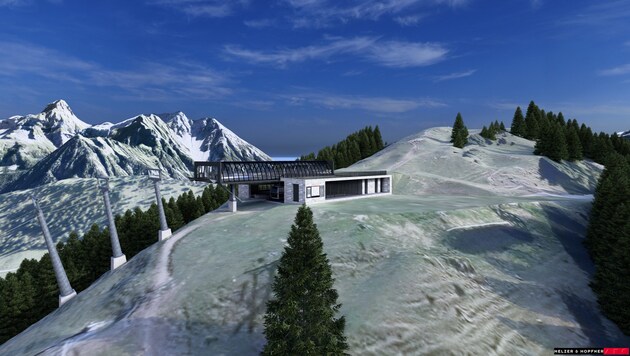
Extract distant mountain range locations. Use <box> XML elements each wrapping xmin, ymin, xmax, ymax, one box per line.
<box><xmin>0</xmin><ymin>100</ymin><xmax>270</xmax><ymax>192</ymax></box>
<box><xmin>618</xmin><ymin>130</ymin><xmax>630</xmax><ymax>140</ymax></box>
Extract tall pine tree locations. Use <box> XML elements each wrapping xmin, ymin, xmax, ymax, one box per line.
<box><xmin>450</xmin><ymin>113</ymin><xmax>469</xmax><ymax>148</ymax></box>
<box><xmin>263</xmin><ymin>205</ymin><xmax>347</xmax><ymax>355</ymax></box>
<box><xmin>510</xmin><ymin>106</ymin><xmax>526</xmax><ymax>137</ymax></box>
<box><xmin>524</xmin><ymin>100</ymin><xmax>540</xmax><ymax>140</ymax></box>
<box><xmin>566</xmin><ymin>127</ymin><xmax>583</xmax><ymax>161</ymax></box>
<box><xmin>547</xmin><ymin>122</ymin><xmax>569</xmax><ymax>162</ymax></box>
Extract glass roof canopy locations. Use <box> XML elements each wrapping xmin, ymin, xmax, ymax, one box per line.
<box><xmin>193</xmin><ymin>161</ymin><xmax>335</xmax><ymax>184</ymax></box>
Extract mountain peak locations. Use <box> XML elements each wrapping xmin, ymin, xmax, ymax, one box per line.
<box><xmin>42</xmin><ymin>99</ymin><xmax>71</xmax><ymax>113</ymax></box>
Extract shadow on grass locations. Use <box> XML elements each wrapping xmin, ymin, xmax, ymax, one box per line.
<box><xmin>538</xmin><ymin>159</ymin><xmax>596</xmax><ymax>195</ymax></box>
<box><xmin>541</xmin><ymin>205</ymin><xmax>594</xmax><ymax>276</ymax></box>
<box><xmin>447</xmin><ymin>225</ymin><xmax>534</xmax><ymax>254</ymax></box>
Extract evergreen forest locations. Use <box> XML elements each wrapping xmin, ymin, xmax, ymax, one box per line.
<box><xmin>299</xmin><ymin>126</ymin><xmax>385</xmax><ymax>169</ymax></box>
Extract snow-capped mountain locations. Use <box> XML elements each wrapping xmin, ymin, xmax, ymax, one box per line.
<box><xmin>618</xmin><ymin>130</ymin><xmax>630</xmax><ymax>140</ymax></box>
<box><xmin>158</xmin><ymin>112</ymin><xmax>272</xmax><ymax>161</ymax></box>
<box><xmin>1</xmin><ymin>135</ymin><xmax>192</xmax><ymax>192</ymax></box>
<box><xmin>0</xmin><ymin>100</ymin><xmax>271</xmax><ymax>192</ymax></box>
<box><xmin>0</xmin><ymin>100</ymin><xmax>89</xmax><ymax>168</ymax></box>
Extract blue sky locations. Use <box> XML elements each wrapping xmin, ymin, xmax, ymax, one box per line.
<box><xmin>1</xmin><ymin>0</ymin><xmax>629</xmax><ymax>156</ymax></box>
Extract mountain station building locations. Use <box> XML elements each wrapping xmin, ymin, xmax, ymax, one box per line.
<box><xmin>192</xmin><ymin>161</ymin><xmax>392</xmax><ymax>212</ymax></box>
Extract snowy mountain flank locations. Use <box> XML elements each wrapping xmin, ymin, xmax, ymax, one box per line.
<box><xmin>0</xmin><ymin>100</ymin><xmax>271</xmax><ymax>192</ymax></box>
<box><xmin>158</xmin><ymin>112</ymin><xmax>271</xmax><ymax>162</ymax></box>
<box><xmin>0</xmin><ymin>177</ymin><xmax>207</xmax><ymax>277</ymax></box>
<box><xmin>3</xmin><ymin>127</ymin><xmax>627</xmax><ymax>355</ymax></box>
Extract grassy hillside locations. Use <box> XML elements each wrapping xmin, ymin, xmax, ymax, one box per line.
<box><xmin>2</xmin><ymin>128</ymin><xmax>626</xmax><ymax>355</ymax></box>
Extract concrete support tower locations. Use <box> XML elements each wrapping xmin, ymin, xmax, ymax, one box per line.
<box><xmin>148</xmin><ymin>169</ymin><xmax>171</xmax><ymax>241</ymax></box>
<box><xmin>32</xmin><ymin>197</ymin><xmax>77</xmax><ymax>307</ymax></box>
<box><xmin>98</xmin><ymin>177</ymin><xmax>127</xmax><ymax>270</ymax></box>
<box><xmin>228</xmin><ymin>184</ymin><xmax>237</xmax><ymax>212</ymax></box>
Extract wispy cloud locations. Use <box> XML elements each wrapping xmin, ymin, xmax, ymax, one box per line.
<box><xmin>394</xmin><ymin>14</ymin><xmax>425</xmax><ymax>26</ymax></box>
<box><xmin>0</xmin><ymin>0</ymin><xmax>61</xmax><ymax>7</ymax></box>
<box><xmin>224</xmin><ymin>37</ymin><xmax>448</xmax><ymax>68</ymax></box>
<box><xmin>368</xmin><ymin>41</ymin><xmax>448</xmax><ymax>68</ymax></box>
<box><xmin>0</xmin><ymin>0</ymin><xmax>25</xmax><ymax>6</ymax></box>
<box><xmin>530</xmin><ymin>0</ymin><xmax>542</xmax><ymax>9</ymax></box>
<box><xmin>243</xmin><ymin>18</ymin><xmax>275</xmax><ymax>28</ymax></box>
<box><xmin>283</xmin><ymin>0</ymin><xmax>468</xmax><ymax>28</ymax></box>
<box><xmin>559</xmin><ymin>0</ymin><xmax>630</xmax><ymax>27</ymax></box>
<box><xmin>0</xmin><ymin>41</ymin><xmax>232</xmax><ymax>100</ymax></box>
<box><xmin>282</xmin><ymin>92</ymin><xmax>446</xmax><ymax>113</ymax></box>
<box><xmin>599</xmin><ymin>63</ymin><xmax>630</xmax><ymax>76</ymax></box>
<box><xmin>487</xmin><ymin>101</ymin><xmax>521</xmax><ymax>111</ymax></box>
<box><xmin>433</xmin><ymin>69</ymin><xmax>476</xmax><ymax>82</ymax></box>
<box><xmin>147</xmin><ymin>0</ymin><xmax>249</xmax><ymax>18</ymax></box>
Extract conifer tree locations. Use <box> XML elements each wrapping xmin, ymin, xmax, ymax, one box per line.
<box><xmin>450</xmin><ymin>113</ymin><xmax>469</xmax><ymax>148</ymax></box>
<box><xmin>566</xmin><ymin>127</ymin><xmax>583</xmax><ymax>161</ymax></box>
<box><xmin>480</xmin><ymin>126</ymin><xmax>488</xmax><ymax>139</ymax></box>
<box><xmin>510</xmin><ymin>106</ymin><xmax>526</xmax><ymax>137</ymax></box>
<box><xmin>374</xmin><ymin>125</ymin><xmax>384</xmax><ymax>150</ymax></box>
<box><xmin>263</xmin><ymin>205</ymin><xmax>347</xmax><ymax>355</ymax></box>
<box><xmin>547</xmin><ymin>122</ymin><xmax>569</xmax><ymax>162</ymax></box>
<box><xmin>499</xmin><ymin>121</ymin><xmax>506</xmax><ymax>131</ymax></box>
<box><xmin>557</xmin><ymin>112</ymin><xmax>566</xmax><ymax>126</ymax></box>
<box><xmin>524</xmin><ymin>100</ymin><xmax>540</xmax><ymax>140</ymax></box>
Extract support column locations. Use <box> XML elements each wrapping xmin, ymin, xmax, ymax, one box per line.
<box><xmin>149</xmin><ymin>170</ymin><xmax>171</xmax><ymax>241</ymax></box>
<box><xmin>154</xmin><ymin>180</ymin><xmax>171</xmax><ymax>241</ymax></box>
<box><xmin>228</xmin><ymin>184</ymin><xmax>237</xmax><ymax>212</ymax></box>
<box><xmin>98</xmin><ymin>178</ymin><xmax>126</xmax><ymax>270</ymax></box>
<box><xmin>32</xmin><ymin>197</ymin><xmax>76</xmax><ymax>307</ymax></box>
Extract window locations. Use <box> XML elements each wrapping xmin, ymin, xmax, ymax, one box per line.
<box><xmin>306</xmin><ymin>185</ymin><xmax>320</xmax><ymax>198</ymax></box>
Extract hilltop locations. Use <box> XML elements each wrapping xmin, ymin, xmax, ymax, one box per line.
<box><xmin>2</xmin><ymin>127</ymin><xmax>627</xmax><ymax>355</ymax></box>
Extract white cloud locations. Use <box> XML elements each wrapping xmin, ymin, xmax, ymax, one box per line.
<box><xmin>368</xmin><ymin>41</ymin><xmax>448</xmax><ymax>67</ymax></box>
<box><xmin>559</xmin><ymin>1</ymin><xmax>630</xmax><ymax>27</ymax></box>
<box><xmin>283</xmin><ymin>0</ymin><xmax>467</xmax><ymax>28</ymax></box>
<box><xmin>0</xmin><ymin>41</ymin><xmax>232</xmax><ymax>100</ymax></box>
<box><xmin>394</xmin><ymin>14</ymin><xmax>425</xmax><ymax>26</ymax></box>
<box><xmin>147</xmin><ymin>0</ymin><xmax>248</xmax><ymax>18</ymax></box>
<box><xmin>433</xmin><ymin>69</ymin><xmax>476</xmax><ymax>82</ymax></box>
<box><xmin>282</xmin><ymin>92</ymin><xmax>446</xmax><ymax>113</ymax></box>
<box><xmin>224</xmin><ymin>37</ymin><xmax>448</xmax><ymax>68</ymax></box>
<box><xmin>0</xmin><ymin>0</ymin><xmax>27</xmax><ymax>6</ymax></box>
<box><xmin>243</xmin><ymin>18</ymin><xmax>275</xmax><ymax>28</ymax></box>
<box><xmin>487</xmin><ymin>101</ymin><xmax>521</xmax><ymax>111</ymax></box>
<box><xmin>599</xmin><ymin>63</ymin><xmax>630</xmax><ymax>76</ymax></box>
<box><xmin>224</xmin><ymin>37</ymin><xmax>378</xmax><ymax>66</ymax></box>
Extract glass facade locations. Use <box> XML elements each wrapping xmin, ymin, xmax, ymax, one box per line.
<box><xmin>193</xmin><ymin>160</ymin><xmax>334</xmax><ymax>184</ymax></box>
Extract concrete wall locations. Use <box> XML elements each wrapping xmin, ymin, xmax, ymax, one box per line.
<box><xmin>282</xmin><ymin>178</ymin><xmax>305</xmax><ymax>204</ymax></box>
<box><xmin>382</xmin><ymin>177</ymin><xmax>391</xmax><ymax>193</ymax></box>
<box><xmin>367</xmin><ymin>179</ymin><xmax>376</xmax><ymax>194</ymax></box>
<box><xmin>282</xmin><ymin>175</ymin><xmax>392</xmax><ymax>205</ymax></box>
<box><xmin>237</xmin><ymin>184</ymin><xmax>250</xmax><ymax>200</ymax></box>
<box><xmin>304</xmin><ymin>179</ymin><xmax>327</xmax><ymax>204</ymax></box>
